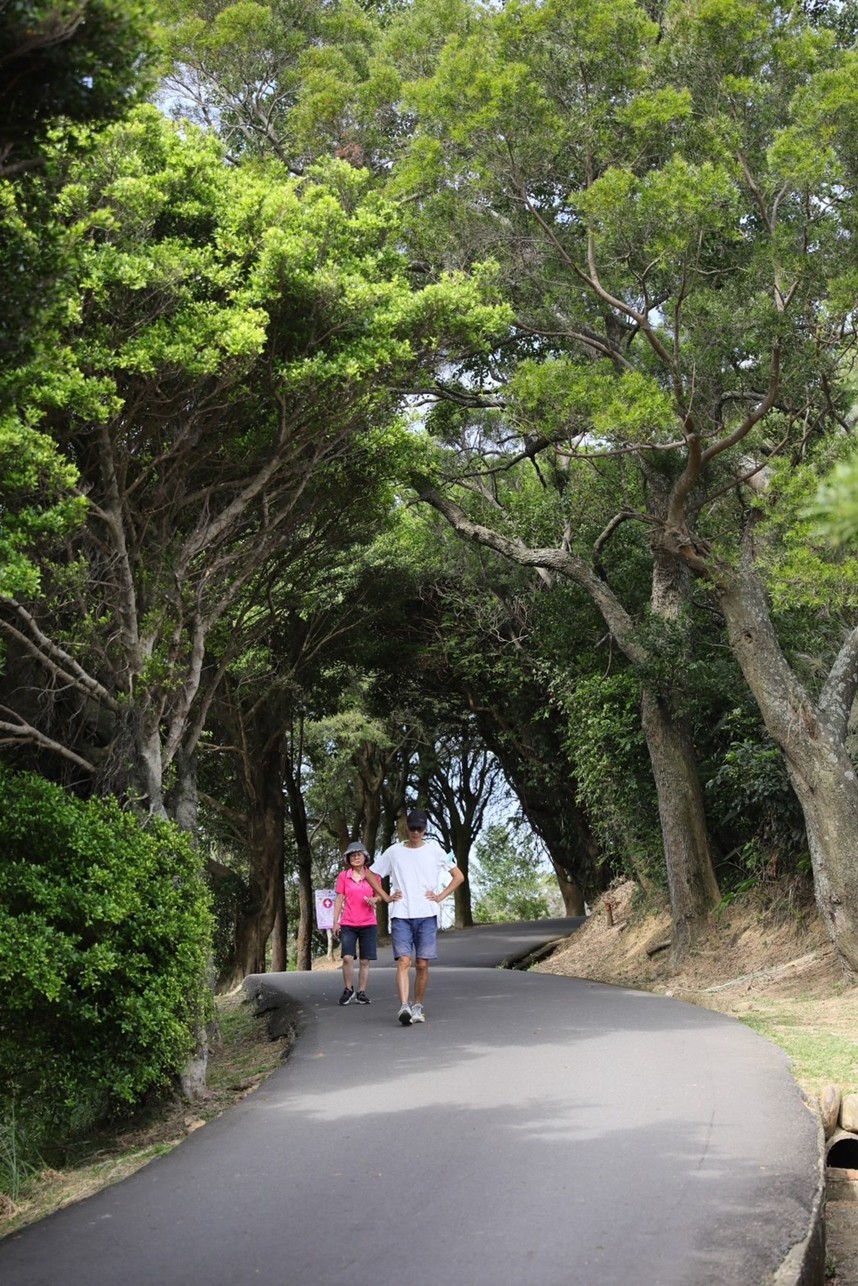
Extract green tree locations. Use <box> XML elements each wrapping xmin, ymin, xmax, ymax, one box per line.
<box><xmin>382</xmin><ymin>0</ymin><xmax>858</xmax><ymax>971</ymax></box>
<box><xmin>0</xmin><ymin>415</ymin><xmax>85</xmax><ymax>599</ymax></box>
<box><xmin>160</xmin><ymin>0</ymin><xmax>388</xmax><ymax>171</ymax></box>
<box><xmin>0</xmin><ymin>0</ymin><xmax>160</xmax><ymax>179</ymax></box>
<box><xmin>471</xmin><ymin>822</ymin><xmax>551</xmax><ymax>924</ymax></box>
<box><xmin>0</xmin><ymin>107</ymin><xmax>507</xmax><ymax>828</ymax></box>
<box><xmin>1</xmin><ymin>2</ymin><xmax>162</xmax><ymax>602</ymax></box>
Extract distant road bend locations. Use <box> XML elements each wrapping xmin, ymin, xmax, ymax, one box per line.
<box><xmin>0</xmin><ymin>918</ymin><xmax>823</xmax><ymax>1286</ymax></box>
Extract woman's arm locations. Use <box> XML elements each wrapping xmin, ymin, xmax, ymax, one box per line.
<box><xmin>364</xmin><ymin>870</ymin><xmax>400</xmax><ymax>903</ymax></box>
<box><xmin>332</xmin><ymin>891</ymin><xmax>345</xmax><ymax>936</ymax></box>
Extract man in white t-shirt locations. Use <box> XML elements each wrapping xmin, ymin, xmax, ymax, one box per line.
<box><xmin>366</xmin><ymin>808</ymin><xmax>464</xmax><ymax>1026</ymax></box>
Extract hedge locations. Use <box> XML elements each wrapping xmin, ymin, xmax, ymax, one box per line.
<box><xmin>0</xmin><ymin>766</ymin><xmax>213</xmax><ymax>1149</ymax></box>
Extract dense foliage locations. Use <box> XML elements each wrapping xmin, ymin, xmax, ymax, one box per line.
<box><xmin>0</xmin><ymin>767</ymin><xmax>212</xmax><ymax>1150</ymax></box>
<box><xmin>2</xmin><ymin>7</ymin><xmax>858</xmax><ymax>1190</ymax></box>
<box><xmin>0</xmin><ymin>0</ymin><xmax>160</xmax><ymax>177</ymax></box>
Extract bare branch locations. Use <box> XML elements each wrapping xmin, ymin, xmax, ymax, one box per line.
<box><xmin>0</xmin><ymin>709</ymin><xmax>96</xmax><ymax>773</ymax></box>
<box><xmin>0</xmin><ymin>604</ymin><xmax>120</xmax><ymax>711</ymax></box>
<box><xmin>416</xmin><ymin>481</ymin><xmax>648</xmax><ymax>664</ymax></box>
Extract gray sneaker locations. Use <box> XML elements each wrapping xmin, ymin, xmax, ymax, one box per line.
<box><xmin>397</xmin><ymin>1002</ymin><xmax>412</xmax><ymax>1026</ymax></box>
<box><xmin>410</xmin><ymin>1004</ymin><xmax>425</xmax><ymax>1023</ymax></box>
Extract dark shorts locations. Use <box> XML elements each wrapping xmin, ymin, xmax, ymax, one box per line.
<box><xmin>391</xmin><ymin>916</ymin><xmax>438</xmax><ymax>961</ymax></box>
<box><xmin>340</xmin><ymin>924</ymin><xmax>378</xmax><ymax>961</ymax></box>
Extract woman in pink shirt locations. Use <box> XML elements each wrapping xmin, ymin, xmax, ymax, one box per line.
<box><xmin>332</xmin><ymin>840</ymin><xmax>379</xmax><ymax>1006</ymax></box>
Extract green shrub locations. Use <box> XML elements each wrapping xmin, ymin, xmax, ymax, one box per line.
<box><xmin>704</xmin><ymin>707</ymin><xmax>810</xmax><ymax>889</ymax></box>
<box><xmin>0</xmin><ymin>766</ymin><xmax>213</xmax><ymax>1157</ymax></box>
<box><xmin>561</xmin><ymin>672</ymin><xmax>665</xmax><ymax>891</ymax></box>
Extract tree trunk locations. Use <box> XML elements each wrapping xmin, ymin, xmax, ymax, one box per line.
<box><xmin>283</xmin><ymin>748</ymin><xmax>314</xmax><ymax>971</ymax></box>
<box><xmin>233</xmin><ymin>811</ymin><xmax>284</xmax><ymax>978</ymax></box>
<box><xmin>376</xmin><ymin>884</ymin><xmax>390</xmax><ymax>940</ymax></box>
<box><xmin>642</xmin><ymin>547</ymin><xmax>721</xmax><ymax>961</ymax></box>
<box><xmin>718</xmin><ymin>559</ymin><xmax>858</xmax><ymax>975</ymax></box>
<box><xmin>640</xmin><ymin>687</ymin><xmax>720</xmax><ymax>963</ymax></box>
<box><xmin>133</xmin><ymin>722</ymin><xmax>167</xmax><ymax>818</ymax></box>
<box><xmin>295</xmin><ymin>847</ymin><xmax>313</xmax><ymax>971</ymax></box>
<box><xmin>452</xmin><ymin>883</ymin><xmax>471</xmax><ymax>927</ymax></box>
<box><xmin>167</xmin><ymin>746</ymin><xmax>198</xmax><ymax>833</ymax></box>
<box><xmin>550</xmin><ymin>858</ymin><xmax>585</xmax><ymax>916</ymax></box>
<box><xmin>786</xmin><ymin>758</ymin><xmax>858</xmax><ymax>975</ymax></box>
<box><xmin>270</xmin><ymin>865</ymin><xmax>288</xmax><ymax>972</ymax></box>
<box><xmin>451</xmin><ymin>831</ymin><xmax>473</xmax><ymax>928</ymax></box>
<box><xmin>163</xmin><ymin>745</ymin><xmax>211</xmax><ymax>1098</ymax></box>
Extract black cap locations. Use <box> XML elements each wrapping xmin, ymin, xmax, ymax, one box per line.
<box><xmin>406</xmin><ymin>809</ymin><xmax>428</xmax><ymax>830</ymax></box>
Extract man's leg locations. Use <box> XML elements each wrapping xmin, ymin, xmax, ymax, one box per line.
<box><xmin>396</xmin><ymin>954</ymin><xmax>412</xmax><ymax>1004</ymax></box>
<box><xmin>414</xmin><ymin>958</ymin><xmax>429</xmax><ymax>1004</ymax></box>
<box><xmin>391</xmin><ymin>920</ymin><xmax>416</xmax><ymax>1024</ymax></box>
<box><xmin>409</xmin><ymin>920</ymin><xmax>437</xmax><ymax>1022</ymax></box>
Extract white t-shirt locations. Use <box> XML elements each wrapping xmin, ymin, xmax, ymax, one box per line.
<box><xmin>371</xmin><ymin>838</ymin><xmax>453</xmax><ymax>920</ymax></box>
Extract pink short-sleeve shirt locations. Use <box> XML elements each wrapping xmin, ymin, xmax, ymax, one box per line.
<box><xmin>335</xmin><ymin>869</ymin><xmax>377</xmax><ymax>927</ymax></box>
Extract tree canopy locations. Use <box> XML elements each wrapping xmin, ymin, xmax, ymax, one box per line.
<box><xmin>3</xmin><ymin>0</ymin><xmax>858</xmax><ymax>1113</ymax></box>
<box><xmin>374</xmin><ymin>0</ymin><xmax>858</xmax><ymax>968</ymax></box>
<box><xmin>0</xmin><ymin>105</ymin><xmax>508</xmax><ymax>821</ymax></box>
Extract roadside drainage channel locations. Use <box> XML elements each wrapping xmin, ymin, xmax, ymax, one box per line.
<box><xmin>828</xmin><ymin>1131</ymin><xmax>858</xmax><ymax>1172</ymax></box>
<box><xmin>825</xmin><ymin>1129</ymin><xmax>858</xmax><ymax>1218</ymax></box>
<box><xmin>500</xmin><ymin>939</ymin><xmax>567</xmax><ymax>970</ymax></box>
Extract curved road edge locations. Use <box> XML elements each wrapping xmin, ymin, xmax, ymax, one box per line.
<box><xmin>246</xmin><ymin>913</ymin><xmax>828</xmax><ymax>1286</ymax></box>
<box><xmin>773</xmin><ymin>1107</ymin><xmax>825</xmax><ymax>1286</ymax></box>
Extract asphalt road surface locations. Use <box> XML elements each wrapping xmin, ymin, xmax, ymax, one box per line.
<box><xmin>0</xmin><ymin>918</ymin><xmax>822</xmax><ymax>1286</ymax></box>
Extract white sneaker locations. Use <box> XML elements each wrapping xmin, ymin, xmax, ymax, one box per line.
<box><xmin>410</xmin><ymin>1004</ymin><xmax>425</xmax><ymax>1023</ymax></box>
<box><xmin>398</xmin><ymin>1002</ymin><xmax>412</xmax><ymax>1026</ymax></box>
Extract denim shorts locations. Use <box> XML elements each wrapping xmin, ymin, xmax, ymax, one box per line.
<box><xmin>391</xmin><ymin>916</ymin><xmax>438</xmax><ymax>961</ymax></box>
<box><xmin>339</xmin><ymin>924</ymin><xmax>378</xmax><ymax>961</ymax></box>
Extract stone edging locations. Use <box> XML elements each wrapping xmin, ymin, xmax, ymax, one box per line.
<box><xmin>773</xmin><ymin>1106</ymin><xmax>827</xmax><ymax>1286</ymax></box>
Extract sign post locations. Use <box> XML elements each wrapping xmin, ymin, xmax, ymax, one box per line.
<box><xmin>314</xmin><ymin>889</ymin><xmax>337</xmax><ymax>959</ymax></box>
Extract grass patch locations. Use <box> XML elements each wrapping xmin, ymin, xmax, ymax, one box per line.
<box><xmin>740</xmin><ymin>1012</ymin><xmax>858</xmax><ymax>1099</ymax></box>
<box><xmin>206</xmin><ymin>996</ymin><xmax>286</xmax><ymax>1092</ymax></box>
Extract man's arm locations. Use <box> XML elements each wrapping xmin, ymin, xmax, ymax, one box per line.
<box><xmin>426</xmin><ymin>864</ymin><xmax>465</xmax><ymax>904</ymax></box>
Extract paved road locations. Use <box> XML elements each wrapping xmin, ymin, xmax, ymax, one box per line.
<box><xmin>0</xmin><ymin>918</ymin><xmax>823</xmax><ymax>1285</ymax></box>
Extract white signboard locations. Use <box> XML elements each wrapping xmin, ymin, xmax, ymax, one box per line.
<box><xmin>314</xmin><ymin>889</ymin><xmax>336</xmax><ymax>931</ymax></box>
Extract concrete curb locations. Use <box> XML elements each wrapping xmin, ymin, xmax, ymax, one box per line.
<box><xmin>773</xmin><ymin>1106</ymin><xmax>827</xmax><ymax>1286</ymax></box>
